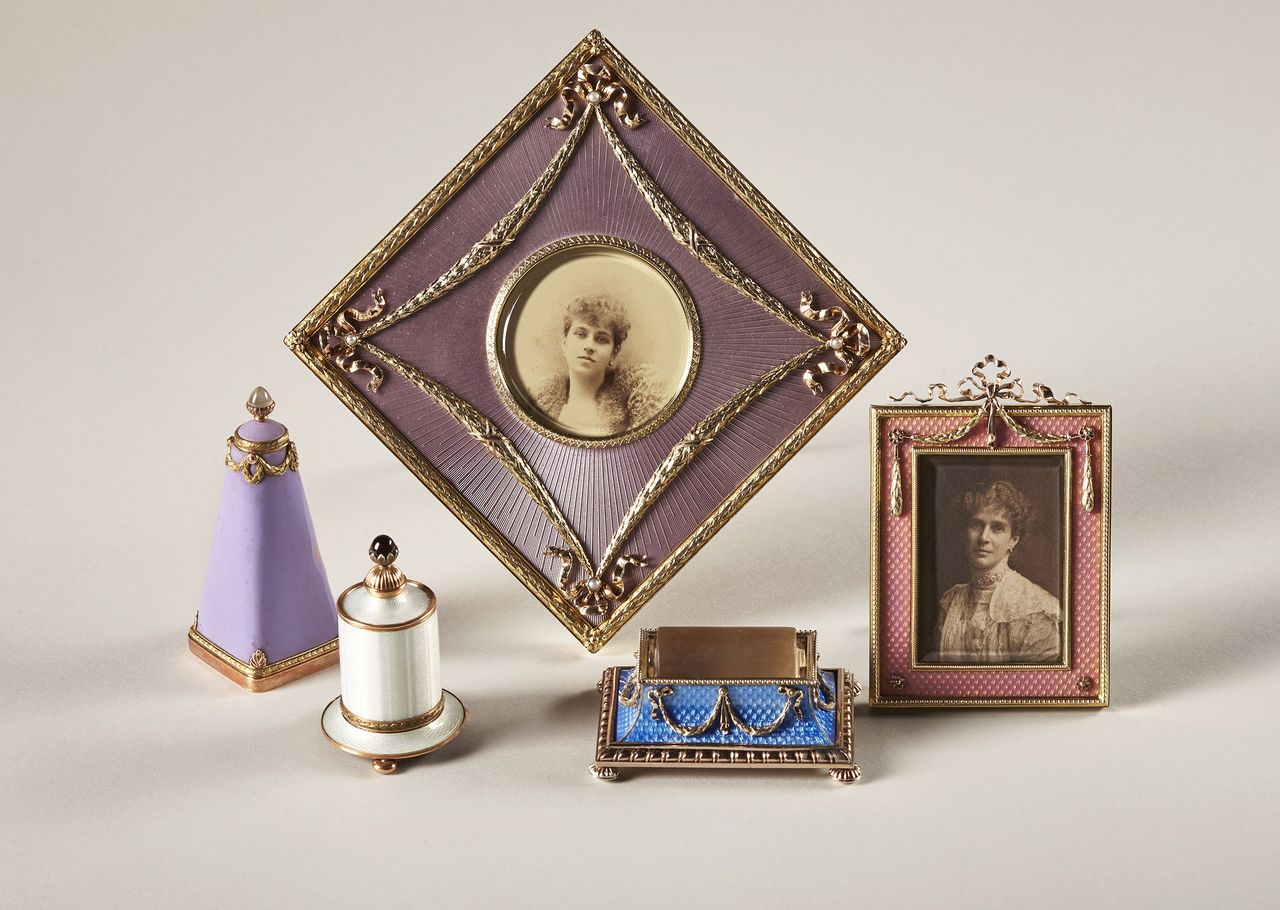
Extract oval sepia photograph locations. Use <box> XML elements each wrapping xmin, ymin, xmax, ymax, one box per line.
<box><xmin>488</xmin><ymin>235</ymin><xmax>700</xmax><ymax>445</ymax></box>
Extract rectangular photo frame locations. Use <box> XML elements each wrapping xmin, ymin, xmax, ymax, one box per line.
<box><xmin>869</xmin><ymin>357</ymin><xmax>1111</xmax><ymax>707</ymax></box>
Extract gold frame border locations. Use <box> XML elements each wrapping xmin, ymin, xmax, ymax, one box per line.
<box><xmin>868</xmin><ymin>405</ymin><xmax>1112</xmax><ymax>708</ymax></box>
<box><xmin>285</xmin><ymin>30</ymin><xmax>906</xmax><ymax>652</ymax></box>
<box><xmin>486</xmin><ymin>234</ymin><xmax>702</xmax><ymax>448</ymax></box>
<box><xmin>187</xmin><ymin>624</ymin><xmax>338</xmax><ymax>693</ymax></box>
<box><xmin>593</xmin><ymin>665</ymin><xmax>857</xmax><ymax>772</ymax></box>
<box><xmin>908</xmin><ymin>446</ymin><xmax>1073</xmax><ymax>672</ymax></box>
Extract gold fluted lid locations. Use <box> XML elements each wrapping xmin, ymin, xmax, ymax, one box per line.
<box><xmin>337</xmin><ymin>535</ymin><xmax>437</xmax><ymax>629</ymax></box>
<box><xmin>364</xmin><ymin>535</ymin><xmax>407</xmax><ymax>597</ymax></box>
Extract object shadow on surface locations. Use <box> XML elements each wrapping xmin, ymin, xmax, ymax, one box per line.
<box><xmin>545</xmin><ymin>686</ymin><xmax>600</xmax><ymax>727</ymax></box>
<box><xmin>856</xmin><ymin>704</ymin><xmax>1106</xmax><ymax>784</ymax></box>
<box><xmin>391</xmin><ymin>684</ymin><xmax>602</xmax><ymax>769</ymax></box>
<box><xmin>1111</xmin><ymin>423</ymin><xmax>1280</xmax><ymax>706</ymax></box>
<box><xmin>1113</xmin><ymin>585</ymin><xmax>1278</xmax><ymax>706</ymax></box>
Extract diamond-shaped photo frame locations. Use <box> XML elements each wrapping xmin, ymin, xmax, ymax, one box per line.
<box><xmin>286</xmin><ymin>30</ymin><xmax>905</xmax><ymax>651</ymax></box>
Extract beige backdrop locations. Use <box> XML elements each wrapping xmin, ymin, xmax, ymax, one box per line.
<box><xmin>2</xmin><ymin>1</ymin><xmax>1277</xmax><ymax>907</ymax></box>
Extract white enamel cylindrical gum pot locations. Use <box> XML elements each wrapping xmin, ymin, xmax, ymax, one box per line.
<box><xmin>338</xmin><ymin>580</ymin><xmax>441</xmax><ymax>729</ymax></box>
<box><xmin>321</xmin><ymin>535</ymin><xmax>466</xmax><ymax>773</ymax></box>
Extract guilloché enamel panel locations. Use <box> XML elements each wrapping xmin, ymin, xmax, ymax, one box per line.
<box><xmin>286</xmin><ymin>30</ymin><xmax>905</xmax><ymax>651</ymax></box>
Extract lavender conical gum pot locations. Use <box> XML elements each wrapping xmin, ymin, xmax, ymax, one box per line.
<box><xmin>188</xmin><ymin>387</ymin><xmax>339</xmax><ymax>691</ymax></box>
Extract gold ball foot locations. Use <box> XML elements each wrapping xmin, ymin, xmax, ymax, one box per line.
<box><xmin>372</xmin><ymin>759</ymin><xmax>398</xmax><ymax>774</ymax></box>
<box><xmin>589</xmin><ymin>763</ymin><xmax>619</xmax><ymax>782</ymax></box>
<box><xmin>829</xmin><ymin>765</ymin><xmax>861</xmax><ymax>784</ymax></box>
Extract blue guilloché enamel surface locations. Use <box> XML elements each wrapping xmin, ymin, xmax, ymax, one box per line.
<box><xmin>613</xmin><ymin>669</ymin><xmax>839</xmax><ymax>746</ymax></box>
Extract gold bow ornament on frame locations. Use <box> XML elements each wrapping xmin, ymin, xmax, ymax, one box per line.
<box><xmin>886</xmin><ymin>355</ymin><xmax>1097</xmax><ymax>515</ymax></box>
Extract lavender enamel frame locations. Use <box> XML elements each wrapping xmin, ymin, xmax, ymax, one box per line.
<box><xmin>286</xmin><ymin>30</ymin><xmax>905</xmax><ymax>651</ymax></box>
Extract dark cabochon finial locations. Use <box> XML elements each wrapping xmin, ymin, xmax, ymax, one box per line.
<box><xmin>369</xmin><ymin>534</ymin><xmax>399</xmax><ymax>567</ymax></box>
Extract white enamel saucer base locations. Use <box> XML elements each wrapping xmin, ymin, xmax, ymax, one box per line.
<box><xmin>322</xmin><ymin>690</ymin><xmax>467</xmax><ymax>773</ymax></box>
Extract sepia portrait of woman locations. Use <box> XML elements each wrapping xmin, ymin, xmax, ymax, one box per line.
<box><xmin>529</xmin><ymin>294</ymin><xmax>663</xmax><ymax>437</ymax></box>
<box><xmin>934</xmin><ymin>478</ymin><xmax>1062</xmax><ymax>664</ymax></box>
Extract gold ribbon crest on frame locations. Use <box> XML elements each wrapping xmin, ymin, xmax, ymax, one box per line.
<box><xmin>887</xmin><ymin>355</ymin><xmax>1097</xmax><ymax>514</ymax></box>
<box><xmin>800</xmin><ymin>292</ymin><xmax>872</xmax><ymax>396</ymax></box>
<box><xmin>546</xmin><ymin>61</ymin><xmax>643</xmax><ymax>131</ymax></box>
<box><xmin>318</xmin><ymin>289</ymin><xmax>386</xmax><ymax>392</ymax></box>
<box><xmin>545</xmin><ymin>547</ymin><xmax>648</xmax><ymax>620</ymax></box>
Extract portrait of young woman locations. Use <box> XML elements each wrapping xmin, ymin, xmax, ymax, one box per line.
<box><xmin>489</xmin><ymin>236</ymin><xmax>699</xmax><ymax>444</ymax></box>
<box><xmin>529</xmin><ymin>293</ymin><xmax>662</xmax><ymax>437</ymax></box>
<box><xmin>912</xmin><ymin>452</ymin><xmax>1069</xmax><ymax>667</ymax></box>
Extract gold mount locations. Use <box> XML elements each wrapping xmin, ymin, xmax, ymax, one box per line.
<box><xmin>188</xmin><ymin>622</ymin><xmax>338</xmax><ymax>693</ymax></box>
